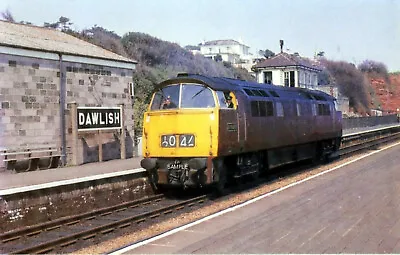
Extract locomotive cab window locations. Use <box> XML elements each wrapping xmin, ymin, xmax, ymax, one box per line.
<box><xmin>150</xmin><ymin>83</ymin><xmax>216</xmax><ymax>110</ymax></box>
<box><xmin>217</xmin><ymin>91</ymin><xmax>236</xmax><ymax>109</ymax></box>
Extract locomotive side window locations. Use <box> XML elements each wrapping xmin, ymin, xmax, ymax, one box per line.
<box><xmin>269</xmin><ymin>90</ymin><xmax>280</xmax><ymax>97</ymax></box>
<box><xmin>276</xmin><ymin>102</ymin><xmax>284</xmax><ymax>117</ymax></box>
<box><xmin>259</xmin><ymin>101</ymin><xmax>267</xmax><ymax>117</ymax></box>
<box><xmin>258</xmin><ymin>90</ymin><xmax>270</xmax><ymax>97</ymax></box>
<box><xmin>251</xmin><ymin>101</ymin><xmax>259</xmax><ymax>116</ymax></box>
<box><xmin>181</xmin><ymin>84</ymin><xmax>215</xmax><ymax>108</ymax></box>
<box><xmin>296</xmin><ymin>103</ymin><xmax>302</xmax><ymax>116</ymax></box>
<box><xmin>312</xmin><ymin>103</ymin><xmax>317</xmax><ymax>116</ymax></box>
<box><xmin>266</xmin><ymin>101</ymin><xmax>274</xmax><ymax>116</ymax></box>
<box><xmin>216</xmin><ymin>91</ymin><xmax>229</xmax><ymax>109</ymax></box>
<box><xmin>317</xmin><ymin>103</ymin><xmax>331</xmax><ymax>115</ymax></box>
<box><xmin>243</xmin><ymin>89</ymin><xmax>255</xmax><ymax>96</ymax></box>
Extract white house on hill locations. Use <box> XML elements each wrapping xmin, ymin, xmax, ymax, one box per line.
<box><xmin>199</xmin><ymin>39</ymin><xmax>250</xmax><ymax>64</ymax></box>
<box><xmin>252</xmin><ymin>52</ymin><xmax>322</xmax><ymax>89</ymax></box>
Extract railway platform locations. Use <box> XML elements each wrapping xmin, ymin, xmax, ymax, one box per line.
<box><xmin>0</xmin><ymin>123</ymin><xmax>399</xmax><ymax>234</ymax></box>
<box><xmin>0</xmin><ymin>123</ymin><xmax>399</xmax><ymax>195</ymax></box>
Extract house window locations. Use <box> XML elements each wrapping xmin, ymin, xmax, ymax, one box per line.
<box><xmin>264</xmin><ymin>71</ymin><xmax>272</xmax><ymax>84</ymax></box>
<box><xmin>284</xmin><ymin>71</ymin><xmax>295</xmax><ymax>87</ymax></box>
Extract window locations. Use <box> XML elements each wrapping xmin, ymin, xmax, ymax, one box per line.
<box><xmin>312</xmin><ymin>103</ymin><xmax>317</xmax><ymax>116</ymax></box>
<box><xmin>259</xmin><ymin>101</ymin><xmax>266</xmax><ymax>117</ymax></box>
<box><xmin>266</xmin><ymin>101</ymin><xmax>274</xmax><ymax>116</ymax></box>
<box><xmin>317</xmin><ymin>103</ymin><xmax>331</xmax><ymax>116</ymax></box>
<box><xmin>251</xmin><ymin>101</ymin><xmax>259</xmax><ymax>117</ymax></box>
<box><xmin>150</xmin><ymin>84</ymin><xmax>216</xmax><ymax>110</ymax></box>
<box><xmin>269</xmin><ymin>90</ymin><xmax>280</xmax><ymax>97</ymax></box>
<box><xmin>264</xmin><ymin>71</ymin><xmax>273</xmax><ymax>84</ymax></box>
<box><xmin>216</xmin><ymin>91</ymin><xmax>235</xmax><ymax>109</ymax></box>
<box><xmin>258</xmin><ymin>90</ymin><xmax>269</xmax><ymax>97</ymax></box>
<box><xmin>150</xmin><ymin>85</ymin><xmax>180</xmax><ymax>110</ymax></box>
<box><xmin>253</xmin><ymin>90</ymin><xmax>264</xmax><ymax>97</ymax></box>
<box><xmin>284</xmin><ymin>71</ymin><xmax>295</xmax><ymax>87</ymax></box>
<box><xmin>181</xmin><ymin>84</ymin><xmax>215</xmax><ymax>108</ymax></box>
<box><xmin>244</xmin><ymin>89</ymin><xmax>256</xmax><ymax>96</ymax></box>
<box><xmin>296</xmin><ymin>103</ymin><xmax>302</xmax><ymax>116</ymax></box>
<box><xmin>276</xmin><ymin>102</ymin><xmax>284</xmax><ymax>117</ymax></box>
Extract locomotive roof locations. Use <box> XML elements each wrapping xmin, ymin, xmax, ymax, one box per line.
<box><xmin>157</xmin><ymin>73</ymin><xmax>336</xmax><ymax>101</ymax></box>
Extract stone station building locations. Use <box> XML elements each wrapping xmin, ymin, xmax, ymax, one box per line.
<box><xmin>0</xmin><ymin>20</ymin><xmax>137</xmax><ymax>171</ymax></box>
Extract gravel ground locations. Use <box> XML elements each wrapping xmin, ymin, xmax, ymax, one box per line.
<box><xmin>75</xmin><ymin>145</ymin><xmax>391</xmax><ymax>254</ymax></box>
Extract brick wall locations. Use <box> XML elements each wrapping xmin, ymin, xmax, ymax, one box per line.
<box><xmin>0</xmin><ymin>53</ymin><xmax>136</xmax><ymax>170</ymax></box>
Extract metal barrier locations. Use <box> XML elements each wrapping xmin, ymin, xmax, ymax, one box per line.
<box><xmin>343</xmin><ymin>114</ymin><xmax>399</xmax><ymax>129</ymax></box>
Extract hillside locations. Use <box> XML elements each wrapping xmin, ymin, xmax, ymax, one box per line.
<box><xmin>369</xmin><ymin>74</ymin><xmax>400</xmax><ymax>113</ymax></box>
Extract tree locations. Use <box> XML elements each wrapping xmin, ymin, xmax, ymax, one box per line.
<box><xmin>1</xmin><ymin>9</ymin><xmax>15</xmax><ymax>22</ymax></box>
<box><xmin>259</xmin><ymin>49</ymin><xmax>275</xmax><ymax>58</ymax></box>
<box><xmin>316</xmin><ymin>51</ymin><xmax>325</xmax><ymax>57</ymax></box>
<box><xmin>214</xmin><ymin>54</ymin><xmax>223</xmax><ymax>62</ymax></box>
<box><xmin>44</xmin><ymin>16</ymin><xmax>73</xmax><ymax>31</ymax></box>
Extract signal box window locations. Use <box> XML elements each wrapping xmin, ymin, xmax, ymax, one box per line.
<box><xmin>264</xmin><ymin>71</ymin><xmax>272</xmax><ymax>84</ymax></box>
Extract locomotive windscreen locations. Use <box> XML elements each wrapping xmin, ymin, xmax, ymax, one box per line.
<box><xmin>150</xmin><ymin>83</ymin><xmax>216</xmax><ymax>110</ymax></box>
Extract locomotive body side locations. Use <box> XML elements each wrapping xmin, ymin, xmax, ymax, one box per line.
<box><xmin>141</xmin><ymin>74</ymin><xmax>342</xmax><ymax>191</ymax></box>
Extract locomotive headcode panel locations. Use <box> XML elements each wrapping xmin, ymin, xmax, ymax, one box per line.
<box><xmin>140</xmin><ymin>74</ymin><xmax>342</xmax><ymax>190</ymax></box>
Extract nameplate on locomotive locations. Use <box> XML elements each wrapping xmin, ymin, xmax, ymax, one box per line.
<box><xmin>77</xmin><ymin>107</ymin><xmax>122</xmax><ymax>131</ymax></box>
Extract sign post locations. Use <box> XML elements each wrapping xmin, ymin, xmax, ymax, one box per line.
<box><xmin>69</xmin><ymin>105</ymin><xmax>124</xmax><ymax>165</ymax></box>
<box><xmin>119</xmin><ymin>104</ymin><xmax>126</xmax><ymax>160</ymax></box>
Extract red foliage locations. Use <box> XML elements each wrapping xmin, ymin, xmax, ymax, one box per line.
<box><xmin>369</xmin><ymin>74</ymin><xmax>400</xmax><ymax>113</ymax></box>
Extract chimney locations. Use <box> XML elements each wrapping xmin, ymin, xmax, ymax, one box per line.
<box><xmin>280</xmin><ymin>40</ymin><xmax>284</xmax><ymax>53</ymax></box>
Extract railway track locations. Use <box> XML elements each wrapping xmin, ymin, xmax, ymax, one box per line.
<box><xmin>2</xmin><ymin>125</ymin><xmax>400</xmax><ymax>254</ymax></box>
<box><xmin>0</xmin><ymin>194</ymin><xmax>207</xmax><ymax>254</ymax></box>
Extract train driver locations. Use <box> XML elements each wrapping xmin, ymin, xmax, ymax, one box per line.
<box><xmin>161</xmin><ymin>95</ymin><xmax>177</xmax><ymax>109</ymax></box>
<box><xmin>226</xmin><ymin>95</ymin><xmax>234</xmax><ymax>108</ymax></box>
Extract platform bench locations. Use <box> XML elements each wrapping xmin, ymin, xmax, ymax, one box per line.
<box><xmin>1</xmin><ymin>147</ymin><xmax>61</xmax><ymax>172</ymax></box>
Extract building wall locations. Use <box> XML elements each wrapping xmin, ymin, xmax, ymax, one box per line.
<box><xmin>63</xmin><ymin>61</ymin><xmax>135</xmax><ymax>165</ymax></box>
<box><xmin>0</xmin><ymin>53</ymin><xmax>135</xmax><ymax>169</ymax></box>
<box><xmin>0</xmin><ymin>54</ymin><xmax>61</xmax><ymax>150</ymax></box>
<box><xmin>256</xmin><ymin>67</ymin><xmax>319</xmax><ymax>88</ymax></box>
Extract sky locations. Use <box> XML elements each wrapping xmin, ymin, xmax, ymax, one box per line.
<box><xmin>1</xmin><ymin>0</ymin><xmax>400</xmax><ymax>71</ymax></box>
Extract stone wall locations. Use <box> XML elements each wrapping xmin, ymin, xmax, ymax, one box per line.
<box><xmin>0</xmin><ymin>54</ymin><xmax>61</xmax><ymax>171</ymax></box>
<box><xmin>0</xmin><ymin>53</ymin><xmax>136</xmax><ymax>170</ymax></box>
<box><xmin>63</xmin><ymin>61</ymin><xmax>135</xmax><ymax>165</ymax></box>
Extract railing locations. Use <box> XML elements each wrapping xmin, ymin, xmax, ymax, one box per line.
<box><xmin>343</xmin><ymin>114</ymin><xmax>399</xmax><ymax>129</ymax></box>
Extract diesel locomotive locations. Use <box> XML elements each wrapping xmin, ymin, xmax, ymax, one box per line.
<box><xmin>140</xmin><ymin>74</ymin><xmax>342</xmax><ymax>191</ymax></box>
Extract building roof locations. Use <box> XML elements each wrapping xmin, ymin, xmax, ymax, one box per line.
<box><xmin>201</xmin><ymin>39</ymin><xmax>249</xmax><ymax>47</ymax></box>
<box><xmin>254</xmin><ymin>52</ymin><xmax>321</xmax><ymax>71</ymax></box>
<box><xmin>0</xmin><ymin>20</ymin><xmax>137</xmax><ymax>64</ymax></box>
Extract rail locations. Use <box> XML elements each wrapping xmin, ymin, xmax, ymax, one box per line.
<box><xmin>1</xmin><ymin>194</ymin><xmax>207</xmax><ymax>254</ymax></box>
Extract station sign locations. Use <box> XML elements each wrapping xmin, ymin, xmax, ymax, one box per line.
<box><xmin>77</xmin><ymin>107</ymin><xmax>122</xmax><ymax>131</ymax></box>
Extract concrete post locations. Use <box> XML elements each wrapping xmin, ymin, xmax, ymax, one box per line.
<box><xmin>119</xmin><ymin>104</ymin><xmax>126</xmax><ymax>159</ymax></box>
<box><xmin>70</xmin><ymin>102</ymin><xmax>78</xmax><ymax>166</ymax></box>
